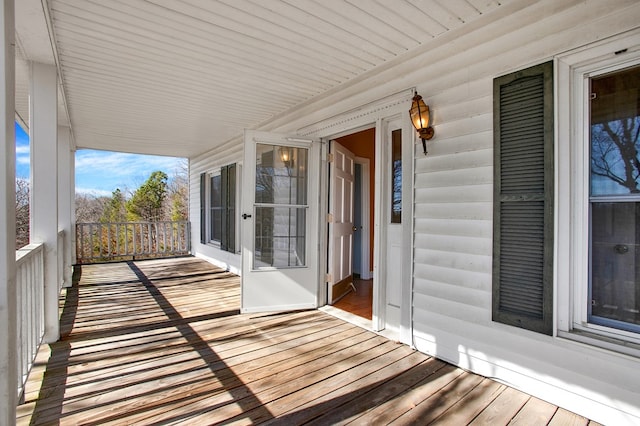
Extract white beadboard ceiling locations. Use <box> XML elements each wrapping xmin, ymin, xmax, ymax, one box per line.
<box><xmin>15</xmin><ymin>0</ymin><xmax>508</xmax><ymax>158</ymax></box>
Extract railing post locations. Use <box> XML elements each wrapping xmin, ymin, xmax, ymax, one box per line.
<box><xmin>0</xmin><ymin>1</ymin><xmax>18</xmax><ymax>421</ymax></box>
<box><xmin>30</xmin><ymin>61</ymin><xmax>60</xmax><ymax>344</ymax></box>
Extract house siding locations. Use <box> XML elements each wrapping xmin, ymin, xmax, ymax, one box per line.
<box><xmin>188</xmin><ymin>1</ymin><xmax>640</xmax><ymax>423</ymax></box>
<box><xmin>189</xmin><ymin>138</ymin><xmax>243</xmax><ymax>274</ymax></box>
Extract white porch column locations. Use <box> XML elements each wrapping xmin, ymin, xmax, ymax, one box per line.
<box><xmin>0</xmin><ymin>0</ymin><xmax>17</xmax><ymax>423</ymax></box>
<box><xmin>57</xmin><ymin>126</ymin><xmax>73</xmax><ymax>287</ymax></box>
<box><xmin>29</xmin><ymin>62</ymin><xmax>59</xmax><ymax>343</ymax></box>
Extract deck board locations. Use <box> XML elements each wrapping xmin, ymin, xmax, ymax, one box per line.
<box><xmin>17</xmin><ymin>257</ymin><xmax>595</xmax><ymax>425</ymax></box>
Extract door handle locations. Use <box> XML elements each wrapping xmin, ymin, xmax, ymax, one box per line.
<box><xmin>614</xmin><ymin>244</ymin><xmax>629</xmax><ymax>254</ymax></box>
<box><xmin>242</xmin><ymin>213</ymin><xmax>252</xmax><ymax>220</ymax></box>
<box><xmin>352</xmin><ymin>226</ymin><xmax>358</xmax><ymax>231</ymax></box>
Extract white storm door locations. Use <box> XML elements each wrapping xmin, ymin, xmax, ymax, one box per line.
<box><xmin>328</xmin><ymin>142</ymin><xmax>356</xmax><ymax>303</ymax></box>
<box><xmin>241</xmin><ymin>131</ymin><xmax>320</xmax><ymax>313</ymax></box>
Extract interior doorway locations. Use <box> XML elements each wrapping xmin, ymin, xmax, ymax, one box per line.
<box><xmin>328</xmin><ymin>128</ymin><xmax>375</xmax><ymax>321</ymax></box>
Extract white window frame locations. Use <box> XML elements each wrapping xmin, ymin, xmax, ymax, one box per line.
<box><xmin>556</xmin><ymin>30</ymin><xmax>640</xmax><ymax>355</ymax></box>
<box><xmin>208</xmin><ymin>169</ymin><xmax>222</xmax><ymax>246</ymax></box>
<box><xmin>203</xmin><ymin>164</ymin><xmax>242</xmax><ymax>253</ymax></box>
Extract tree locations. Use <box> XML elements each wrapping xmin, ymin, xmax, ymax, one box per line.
<box><xmin>76</xmin><ymin>193</ymin><xmax>109</xmax><ymax>223</ymax></box>
<box><xmin>165</xmin><ymin>159</ymin><xmax>188</xmax><ymax>221</ymax></box>
<box><xmin>591</xmin><ymin>117</ymin><xmax>640</xmax><ymax>193</ymax></box>
<box><xmin>100</xmin><ymin>188</ymin><xmax>127</xmax><ymax>223</ymax></box>
<box><xmin>16</xmin><ymin>178</ymin><xmax>29</xmax><ymax>249</ymax></box>
<box><xmin>126</xmin><ymin>171</ymin><xmax>168</xmax><ymax>221</ymax></box>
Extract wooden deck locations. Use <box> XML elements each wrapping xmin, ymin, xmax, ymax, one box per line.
<box><xmin>17</xmin><ymin>257</ymin><xmax>598</xmax><ymax>425</ymax></box>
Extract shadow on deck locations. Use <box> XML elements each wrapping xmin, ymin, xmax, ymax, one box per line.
<box><xmin>17</xmin><ymin>257</ymin><xmax>597</xmax><ymax>425</ymax></box>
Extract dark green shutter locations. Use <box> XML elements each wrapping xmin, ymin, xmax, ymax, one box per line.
<box><xmin>220</xmin><ymin>164</ymin><xmax>236</xmax><ymax>253</ymax></box>
<box><xmin>227</xmin><ymin>163</ymin><xmax>236</xmax><ymax>253</ymax></box>
<box><xmin>493</xmin><ymin>61</ymin><xmax>554</xmax><ymax>335</ymax></box>
<box><xmin>199</xmin><ymin>172</ymin><xmax>206</xmax><ymax>244</ymax></box>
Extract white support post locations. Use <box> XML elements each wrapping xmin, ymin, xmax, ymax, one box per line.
<box><xmin>29</xmin><ymin>62</ymin><xmax>59</xmax><ymax>343</ymax></box>
<box><xmin>58</xmin><ymin>126</ymin><xmax>73</xmax><ymax>287</ymax></box>
<box><xmin>0</xmin><ymin>0</ymin><xmax>17</xmax><ymax>422</ymax></box>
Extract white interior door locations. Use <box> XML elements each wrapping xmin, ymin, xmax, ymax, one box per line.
<box><xmin>241</xmin><ymin>130</ymin><xmax>319</xmax><ymax>313</ymax></box>
<box><xmin>328</xmin><ymin>141</ymin><xmax>356</xmax><ymax>303</ymax></box>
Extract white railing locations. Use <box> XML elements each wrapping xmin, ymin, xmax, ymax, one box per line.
<box><xmin>15</xmin><ymin>243</ymin><xmax>45</xmax><ymax>401</ymax></box>
<box><xmin>76</xmin><ymin>221</ymin><xmax>190</xmax><ymax>264</ymax></box>
<box><xmin>57</xmin><ymin>229</ymin><xmax>65</xmax><ymax>290</ymax></box>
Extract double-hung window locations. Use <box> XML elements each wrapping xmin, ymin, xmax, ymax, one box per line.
<box><xmin>200</xmin><ymin>163</ymin><xmax>237</xmax><ymax>253</ymax></box>
<box><xmin>589</xmin><ymin>65</ymin><xmax>640</xmax><ymax>335</ymax></box>
<box><xmin>494</xmin><ymin>34</ymin><xmax>640</xmax><ymax>353</ymax></box>
<box><xmin>557</xmin><ymin>33</ymin><xmax>640</xmax><ymax>353</ymax></box>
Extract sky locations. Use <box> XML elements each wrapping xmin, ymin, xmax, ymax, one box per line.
<box><xmin>15</xmin><ymin>122</ymin><xmax>186</xmax><ymax>197</ymax></box>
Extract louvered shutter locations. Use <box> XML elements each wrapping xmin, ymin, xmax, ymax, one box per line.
<box><xmin>493</xmin><ymin>61</ymin><xmax>554</xmax><ymax>335</ymax></box>
<box><xmin>199</xmin><ymin>172</ymin><xmax>206</xmax><ymax>244</ymax></box>
<box><xmin>220</xmin><ymin>164</ymin><xmax>237</xmax><ymax>253</ymax></box>
<box><xmin>226</xmin><ymin>163</ymin><xmax>236</xmax><ymax>253</ymax></box>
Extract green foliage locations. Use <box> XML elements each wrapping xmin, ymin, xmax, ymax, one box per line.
<box><xmin>126</xmin><ymin>171</ymin><xmax>168</xmax><ymax>221</ymax></box>
<box><xmin>100</xmin><ymin>188</ymin><xmax>127</xmax><ymax>223</ymax></box>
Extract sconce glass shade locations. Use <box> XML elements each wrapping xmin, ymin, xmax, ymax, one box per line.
<box><xmin>410</xmin><ymin>93</ymin><xmax>434</xmax><ymax>140</ymax></box>
<box><xmin>279</xmin><ymin>146</ymin><xmax>293</xmax><ymax>168</ymax></box>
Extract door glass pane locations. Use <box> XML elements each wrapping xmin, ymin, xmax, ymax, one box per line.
<box><xmin>254</xmin><ymin>207</ymin><xmax>306</xmax><ymax>268</ymax></box>
<box><xmin>254</xmin><ymin>143</ymin><xmax>308</xmax><ymax>269</ymax></box>
<box><xmin>589</xmin><ymin>65</ymin><xmax>640</xmax><ymax>332</ymax></box>
<box><xmin>255</xmin><ymin>144</ymin><xmax>308</xmax><ymax>205</ymax></box>
<box><xmin>391</xmin><ymin>129</ymin><xmax>402</xmax><ymax>224</ymax></box>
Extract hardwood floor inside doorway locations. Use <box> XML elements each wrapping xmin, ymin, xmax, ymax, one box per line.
<box><xmin>333</xmin><ymin>277</ymin><xmax>373</xmax><ymax>320</ymax></box>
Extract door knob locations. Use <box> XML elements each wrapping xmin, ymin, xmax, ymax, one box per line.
<box><xmin>352</xmin><ymin>226</ymin><xmax>358</xmax><ymax>231</ymax></box>
<box><xmin>242</xmin><ymin>213</ymin><xmax>252</xmax><ymax>220</ymax></box>
<box><xmin>614</xmin><ymin>244</ymin><xmax>629</xmax><ymax>254</ymax></box>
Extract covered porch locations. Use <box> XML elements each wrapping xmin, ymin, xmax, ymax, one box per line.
<box><xmin>17</xmin><ymin>257</ymin><xmax>595</xmax><ymax>425</ymax></box>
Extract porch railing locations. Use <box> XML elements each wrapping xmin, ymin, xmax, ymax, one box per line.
<box><xmin>15</xmin><ymin>243</ymin><xmax>45</xmax><ymax>401</ymax></box>
<box><xmin>57</xmin><ymin>229</ymin><xmax>65</xmax><ymax>290</ymax></box>
<box><xmin>75</xmin><ymin>221</ymin><xmax>191</xmax><ymax>264</ymax></box>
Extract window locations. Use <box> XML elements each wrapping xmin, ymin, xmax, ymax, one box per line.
<box><xmin>492</xmin><ymin>61</ymin><xmax>554</xmax><ymax>335</ymax></box>
<box><xmin>210</xmin><ymin>173</ymin><xmax>222</xmax><ymax>243</ymax></box>
<box><xmin>589</xmin><ymin>65</ymin><xmax>640</xmax><ymax>334</ymax></box>
<box><xmin>199</xmin><ymin>163</ymin><xmax>237</xmax><ymax>253</ymax></box>
<box><xmin>391</xmin><ymin>128</ymin><xmax>402</xmax><ymax>224</ymax></box>
<box><xmin>557</xmin><ymin>34</ymin><xmax>640</xmax><ymax>351</ymax></box>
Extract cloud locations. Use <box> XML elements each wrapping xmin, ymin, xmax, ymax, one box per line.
<box><xmin>75</xmin><ymin>150</ymin><xmax>184</xmax><ymax>178</ymax></box>
<box><xmin>74</xmin><ymin>187</ymin><xmax>113</xmax><ymax>197</ymax></box>
<box><xmin>74</xmin><ymin>150</ymin><xmax>186</xmax><ymax>197</ymax></box>
<box><xmin>16</xmin><ymin>146</ymin><xmax>29</xmax><ymax>154</ymax></box>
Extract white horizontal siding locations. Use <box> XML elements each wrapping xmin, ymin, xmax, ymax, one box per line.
<box><xmin>404</xmin><ymin>2</ymin><xmax>640</xmax><ymax>424</ymax></box>
<box><xmin>189</xmin><ymin>138</ymin><xmax>244</xmax><ymax>273</ymax></box>
<box><xmin>184</xmin><ymin>1</ymin><xmax>640</xmax><ymax>423</ymax></box>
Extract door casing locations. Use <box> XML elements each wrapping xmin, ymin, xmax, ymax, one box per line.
<box><xmin>298</xmin><ymin>90</ymin><xmax>415</xmax><ymax>344</ymax></box>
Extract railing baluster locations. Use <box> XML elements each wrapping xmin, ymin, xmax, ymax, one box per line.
<box><xmin>75</xmin><ymin>221</ymin><xmax>190</xmax><ymax>263</ymax></box>
<box><xmin>15</xmin><ymin>244</ymin><xmax>45</xmax><ymax>400</ymax></box>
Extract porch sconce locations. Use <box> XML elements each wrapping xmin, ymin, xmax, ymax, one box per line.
<box><xmin>409</xmin><ymin>91</ymin><xmax>434</xmax><ymax>155</ymax></box>
<box><xmin>279</xmin><ymin>146</ymin><xmax>293</xmax><ymax>169</ymax></box>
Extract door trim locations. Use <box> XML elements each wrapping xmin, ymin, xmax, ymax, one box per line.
<box><xmin>298</xmin><ymin>90</ymin><xmax>415</xmax><ymax>345</ymax></box>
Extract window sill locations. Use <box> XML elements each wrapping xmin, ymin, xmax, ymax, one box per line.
<box><xmin>558</xmin><ymin>329</ymin><xmax>640</xmax><ymax>359</ymax></box>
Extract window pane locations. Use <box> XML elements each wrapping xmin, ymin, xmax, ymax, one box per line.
<box><xmin>254</xmin><ymin>207</ymin><xmax>306</xmax><ymax>268</ymax></box>
<box><xmin>255</xmin><ymin>144</ymin><xmax>308</xmax><ymax>205</ymax></box>
<box><xmin>210</xmin><ymin>175</ymin><xmax>221</xmax><ymax>242</ymax></box>
<box><xmin>590</xmin><ymin>202</ymin><xmax>640</xmax><ymax>331</ymax></box>
<box><xmin>589</xmin><ymin>65</ymin><xmax>640</xmax><ymax>333</ymax></box>
<box><xmin>590</xmin><ymin>65</ymin><xmax>640</xmax><ymax>196</ymax></box>
<box><xmin>391</xmin><ymin>129</ymin><xmax>402</xmax><ymax>223</ymax></box>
